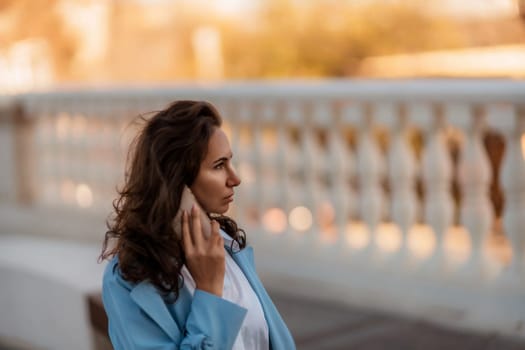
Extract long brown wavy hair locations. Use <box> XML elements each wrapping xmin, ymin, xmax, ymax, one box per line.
<box><xmin>99</xmin><ymin>100</ymin><xmax>246</xmax><ymax>301</ymax></box>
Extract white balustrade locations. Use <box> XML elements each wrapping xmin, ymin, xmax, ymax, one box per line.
<box><xmin>3</xmin><ymin>80</ymin><xmax>525</xmax><ymax>339</ymax></box>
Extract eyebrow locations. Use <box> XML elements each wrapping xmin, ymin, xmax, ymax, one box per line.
<box><xmin>212</xmin><ymin>153</ymin><xmax>233</xmax><ymax>165</ymax></box>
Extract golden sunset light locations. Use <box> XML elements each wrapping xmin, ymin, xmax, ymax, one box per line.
<box><xmin>0</xmin><ymin>0</ymin><xmax>524</xmax><ymax>92</ymax></box>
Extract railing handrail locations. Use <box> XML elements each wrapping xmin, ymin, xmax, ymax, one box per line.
<box><xmin>15</xmin><ymin>79</ymin><xmax>525</xmax><ymax>105</ymax></box>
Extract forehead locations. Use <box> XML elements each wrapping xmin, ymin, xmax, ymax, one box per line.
<box><xmin>204</xmin><ymin>128</ymin><xmax>231</xmax><ymax>160</ymax></box>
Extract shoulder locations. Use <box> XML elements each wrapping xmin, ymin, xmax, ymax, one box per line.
<box><xmin>102</xmin><ymin>256</ymin><xmax>138</xmax><ymax>304</ymax></box>
<box><xmin>102</xmin><ymin>256</ymin><xmax>182</xmax><ymax>306</ymax></box>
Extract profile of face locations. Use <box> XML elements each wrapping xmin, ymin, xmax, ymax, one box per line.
<box><xmin>190</xmin><ymin>127</ymin><xmax>241</xmax><ymax>214</ymax></box>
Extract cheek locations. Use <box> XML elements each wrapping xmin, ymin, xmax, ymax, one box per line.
<box><xmin>191</xmin><ymin>172</ymin><xmax>222</xmax><ymax>209</ymax></box>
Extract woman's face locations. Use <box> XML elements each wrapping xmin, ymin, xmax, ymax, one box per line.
<box><xmin>190</xmin><ymin>127</ymin><xmax>241</xmax><ymax>214</ymax></box>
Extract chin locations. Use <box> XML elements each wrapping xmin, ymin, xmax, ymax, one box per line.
<box><xmin>214</xmin><ymin>205</ymin><xmax>229</xmax><ymax>215</ymax></box>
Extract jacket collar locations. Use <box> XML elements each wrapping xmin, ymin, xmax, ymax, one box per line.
<box><xmin>130</xmin><ymin>281</ymin><xmax>184</xmax><ymax>344</ymax></box>
<box><xmin>128</xmin><ymin>245</ymin><xmax>256</xmax><ymax>344</ymax></box>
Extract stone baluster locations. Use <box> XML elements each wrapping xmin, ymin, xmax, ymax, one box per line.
<box><xmin>284</xmin><ymin>102</ymin><xmax>307</xmax><ymax>235</ymax></box>
<box><xmin>236</xmin><ymin>101</ymin><xmax>254</xmax><ymax>227</ymax></box>
<box><xmin>99</xmin><ymin>104</ymin><xmax>120</xmax><ymax>211</ymax></box>
<box><xmin>260</xmin><ymin>102</ymin><xmax>279</xmax><ymax>208</ymax></box>
<box><xmin>4</xmin><ymin>98</ymin><xmax>36</xmax><ymax>204</ymax></box>
<box><xmin>451</xmin><ymin>104</ymin><xmax>493</xmax><ymax>277</ymax></box>
<box><xmin>284</xmin><ymin>102</ymin><xmax>303</xmax><ymax>208</ymax></box>
<box><xmin>0</xmin><ymin>99</ymin><xmax>16</xmax><ymax>201</ymax></box>
<box><xmin>381</xmin><ymin>103</ymin><xmax>417</xmax><ymax>264</ymax></box>
<box><xmin>353</xmin><ymin>103</ymin><xmax>384</xmax><ymax>257</ymax></box>
<box><xmin>114</xmin><ymin>106</ymin><xmax>132</xmax><ymax>193</ymax></box>
<box><xmin>489</xmin><ymin>105</ymin><xmax>525</xmax><ymax>281</ymax></box>
<box><xmin>94</xmin><ymin>112</ymin><xmax>111</xmax><ymax>210</ymax></box>
<box><xmin>298</xmin><ymin>104</ymin><xmax>322</xmax><ymax>240</ymax></box>
<box><xmin>225</xmin><ymin>102</ymin><xmax>243</xmax><ymax>220</ymax></box>
<box><xmin>56</xmin><ymin>108</ymin><xmax>68</xmax><ymax>208</ymax></box>
<box><xmin>252</xmin><ymin>103</ymin><xmax>265</xmax><ymax>221</ymax></box>
<box><xmin>39</xmin><ymin>109</ymin><xmax>58</xmax><ymax>206</ymax></box>
<box><xmin>327</xmin><ymin>106</ymin><xmax>354</xmax><ymax>242</ymax></box>
<box><xmin>104</xmin><ymin>99</ymin><xmax>120</xmax><ymax>194</ymax></box>
<box><xmin>275</xmin><ymin>104</ymin><xmax>291</xmax><ymax>216</ymax></box>
<box><xmin>313</xmin><ymin>101</ymin><xmax>334</xmax><ymax>236</ymax></box>
<box><xmin>85</xmin><ymin>105</ymin><xmax>104</xmax><ymax>210</ymax></box>
<box><xmin>68</xmin><ymin>101</ymin><xmax>84</xmax><ymax>190</ymax></box>
<box><xmin>418</xmin><ymin>104</ymin><xmax>454</xmax><ymax>271</ymax></box>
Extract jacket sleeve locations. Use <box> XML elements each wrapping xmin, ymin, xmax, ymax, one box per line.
<box><xmin>180</xmin><ymin>290</ymin><xmax>247</xmax><ymax>349</ymax></box>
<box><xmin>102</xmin><ymin>265</ymin><xmax>247</xmax><ymax>350</ymax></box>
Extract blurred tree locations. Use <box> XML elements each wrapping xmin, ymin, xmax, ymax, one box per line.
<box><xmin>0</xmin><ymin>0</ymin><xmax>77</xmax><ymax>79</ymax></box>
<box><xmin>221</xmin><ymin>0</ymin><xmax>468</xmax><ymax>78</ymax></box>
<box><xmin>1</xmin><ymin>0</ymin><xmax>521</xmax><ymax>82</ymax></box>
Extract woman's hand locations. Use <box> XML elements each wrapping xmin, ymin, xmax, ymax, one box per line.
<box><xmin>181</xmin><ymin>205</ymin><xmax>225</xmax><ymax>297</ymax></box>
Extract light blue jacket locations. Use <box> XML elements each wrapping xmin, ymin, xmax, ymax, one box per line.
<box><xmin>102</xmin><ymin>245</ymin><xmax>296</xmax><ymax>350</ymax></box>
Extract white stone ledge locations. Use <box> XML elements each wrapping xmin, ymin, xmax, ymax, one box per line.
<box><xmin>0</xmin><ymin>233</ymin><xmax>106</xmax><ymax>350</ymax></box>
<box><xmin>0</xmin><ymin>203</ymin><xmax>108</xmax><ymax>243</ymax></box>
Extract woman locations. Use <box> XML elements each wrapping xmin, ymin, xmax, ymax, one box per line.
<box><xmin>99</xmin><ymin>100</ymin><xmax>295</xmax><ymax>349</ymax></box>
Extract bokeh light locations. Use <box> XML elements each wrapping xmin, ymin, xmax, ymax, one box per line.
<box><xmin>262</xmin><ymin>207</ymin><xmax>287</xmax><ymax>234</ymax></box>
<box><xmin>521</xmin><ymin>133</ymin><xmax>525</xmax><ymax>160</ymax></box>
<box><xmin>345</xmin><ymin>222</ymin><xmax>370</xmax><ymax>250</ymax></box>
<box><xmin>317</xmin><ymin>200</ymin><xmax>335</xmax><ymax>228</ymax></box>
<box><xmin>407</xmin><ymin>224</ymin><xmax>436</xmax><ymax>259</ymax></box>
<box><xmin>444</xmin><ymin>226</ymin><xmax>471</xmax><ymax>265</ymax></box>
<box><xmin>289</xmin><ymin>206</ymin><xmax>313</xmax><ymax>232</ymax></box>
<box><xmin>375</xmin><ymin>223</ymin><xmax>402</xmax><ymax>253</ymax></box>
<box><xmin>75</xmin><ymin>183</ymin><xmax>93</xmax><ymax>208</ymax></box>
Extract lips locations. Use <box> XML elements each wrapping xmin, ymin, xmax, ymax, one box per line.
<box><xmin>224</xmin><ymin>193</ymin><xmax>234</xmax><ymax>202</ymax></box>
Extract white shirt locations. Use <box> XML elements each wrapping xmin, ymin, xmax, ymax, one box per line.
<box><xmin>181</xmin><ymin>230</ymin><xmax>270</xmax><ymax>350</ymax></box>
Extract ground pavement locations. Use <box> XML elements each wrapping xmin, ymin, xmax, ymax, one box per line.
<box><xmin>271</xmin><ymin>290</ymin><xmax>525</xmax><ymax>350</ymax></box>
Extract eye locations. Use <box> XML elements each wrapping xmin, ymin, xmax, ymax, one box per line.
<box><xmin>214</xmin><ymin>162</ymin><xmax>225</xmax><ymax>169</ymax></box>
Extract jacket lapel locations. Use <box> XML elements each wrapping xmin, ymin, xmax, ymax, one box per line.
<box><xmin>130</xmin><ymin>281</ymin><xmax>182</xmax><ymax>344</ymax></box>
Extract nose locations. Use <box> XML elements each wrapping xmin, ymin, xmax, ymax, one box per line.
<box><xmin>227</xmin><ymin>166</ymin><xmax>241</xmax><ymax>187</ymax></box>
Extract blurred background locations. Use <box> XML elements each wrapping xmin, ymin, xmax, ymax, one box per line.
<box><xmin>1</xmin><ymin>0</ymin><xmax>525</xmax><ymax>92</ymax></box>
<box><xmin>1</xmin><ymin>1</ymin><xmax>525</xmax><ymax>349</ymax></box>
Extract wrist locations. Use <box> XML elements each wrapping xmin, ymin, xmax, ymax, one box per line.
<box><xmin>196</xmin><ymin>284</ymin><xmax>223</xmax><ymax>297</ymax></box>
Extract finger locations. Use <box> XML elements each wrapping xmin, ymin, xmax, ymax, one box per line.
<box><xmin>210</xmin><ymin>220</ymin><xmax>219</xmax><ymax>235</ymax></box>
<box><xmin>191</xmin><ymin>204</ymin><xmax>205</xmax><ymax>247</ymax></box>
<box><xmin>210</xmin><ymin>221</ymin><xmax>223</xmax><ymax>246</ymax></box>
<box><xmin>216</xmin><ymin>234</ymin><xmax>224</xmax><ymax>248</ymax></box>
<box><xmin>181</xmin><ymin>210</ymin><xmax>193</xmax><ymax>252</ymax></box>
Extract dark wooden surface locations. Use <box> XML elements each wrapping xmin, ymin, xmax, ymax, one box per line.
<box><xmin>85</xmin><ymin>291</ymin><xmax>525</xmax><ymax>350</ymax></box>
<box><xmin>271</xmin><ymin>291</ymin><xmax>525</xmax><ymax>350</ymax></box>
<box><xmin>88</xmin><ymin>293</ymin><xmax>109</xmax><ymax>337</ymax></box>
